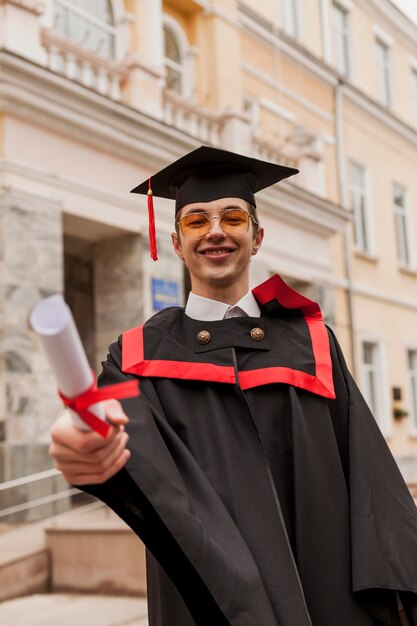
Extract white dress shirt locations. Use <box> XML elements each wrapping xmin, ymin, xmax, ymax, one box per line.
<box><xmin>185</xmin><ymin>291</ymin><xmax>261</xmax><ymax>321</ymax></box>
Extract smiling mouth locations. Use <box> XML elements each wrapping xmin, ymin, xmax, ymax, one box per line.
<box><xmin>199</xmin><ymin>248</ymin><xmax>236</xmax><ymax>256</ymax></box>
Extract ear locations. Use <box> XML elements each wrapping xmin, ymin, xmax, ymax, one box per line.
<box><xmin>171</xmin><ymin>231</ymin><xmax>184</xmax><ymax>260</ymax></box>
<box><xmin>251</xmin><ymin>227</ymin><xmax>264</xmax><ymax>256</ymax></box>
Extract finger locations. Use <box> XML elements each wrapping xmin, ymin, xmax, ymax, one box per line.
<box><xmin>103</xmin><ymin>399</ymin><xmax>129</xmax><ymax>427</ymax></box>
<box><xmin>54</xmin><ymin>431</ymin><xmax>129</xmax><ymax>472</ymax></box>
<box><xmin>62</xmin><ymin>449</ymin><xmax>131</xmax><ymax>486</ymax></box>
<box><xmin>50</xmin><ymin>429</ymin><xmax>127</xmax><ymax>465</ymax></box>
<box><xmin>51</xmin><ymin>416</ymin><xmax>121</xmax><ymax>455</ymax></box>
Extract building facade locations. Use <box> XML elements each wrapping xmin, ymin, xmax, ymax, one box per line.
<box><xmin>0</xmin><ymin>0</ymin><xmax>416</xmax><ymax>483</ymax></box>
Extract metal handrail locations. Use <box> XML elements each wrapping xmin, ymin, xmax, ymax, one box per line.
<box><xmin>0</xmin><ymin>468</ymin><xmax>82</xmax><ymax>523</ymax></box>
<box><xmin>0</xmin><ymin>488</ymin><xmax>79</xmax><ymax>519</ymax></box>
<box><xmin>0</xmin><ymin>468</ymin><xmax>62</xmax><ymax>492</ymax></box>
<box><xmin>1</xmin><ymin>500</ymin><xmax>104</xmax><ymax>539</ymax></box>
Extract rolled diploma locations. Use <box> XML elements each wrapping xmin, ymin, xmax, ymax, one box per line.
<box><xmin>30</xmin><ymin>294</ymin><xmax>105</xmax><ymax>431</ymax></box>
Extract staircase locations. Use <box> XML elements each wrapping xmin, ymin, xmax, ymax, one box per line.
<box><xmin>0</xmin><ymin>503</ymin><xmax>147</xmax><ymax>602</ymax></box>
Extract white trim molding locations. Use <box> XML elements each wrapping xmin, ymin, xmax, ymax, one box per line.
<box><xmin>334</xmin><ymin>0</ymin><xmax>352</xmax><ymax>11</ymax></box>
<box><xmin>372</xmin><ymin>23</ymin><xmax>394</xmax><ymax>47</ymax></box>
<box><xmin>241</xmin><ymin>61</ymin><xmax>334</xmax><ymax>123</ymax></box>
<box><xmin>259</xmin><ymin>96</ymin><xmax>295</xmax><ymax>122</ymax></box>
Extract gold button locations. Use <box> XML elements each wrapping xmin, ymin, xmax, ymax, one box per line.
<box><xmin>197</xmin><ymin>330</ymin><xmax>211</xmax><ymax>345</ymax></box>
<box><xmin>250</xmin><ymin>327</ymin><xmax>264</xmax><ymax>341</ymax></box>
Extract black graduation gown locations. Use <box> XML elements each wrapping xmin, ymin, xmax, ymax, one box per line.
<box><xmin>83</xmin><ymin>275</ymin><xmax>417</xmax><ymax>626</ymax></box>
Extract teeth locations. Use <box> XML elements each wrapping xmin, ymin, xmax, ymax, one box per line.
<box><xmin>203</xmin><ymin>249</ymin><xmax>231</xmax><ymax>255</ymax></box>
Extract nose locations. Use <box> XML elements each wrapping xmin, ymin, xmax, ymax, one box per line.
<box><xmin>205</xmin><ymin>216</ymin><xmax>226</xmax><ymax>238</ymax></box>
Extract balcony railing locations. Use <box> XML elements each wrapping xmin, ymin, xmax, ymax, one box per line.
<box><xmin>163</xmin><ymin>91</ymin><xmax>222</xmax><ymax>146</ymax></box>
<box><xmin>41</xmin><ymin>28</ymin><xmax>128</xmax><ymax>100</ymax></box>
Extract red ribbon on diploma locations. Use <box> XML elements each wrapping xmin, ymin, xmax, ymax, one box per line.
<box><xmin>58</xmin><ymin>377</ymin><xmax>140</xmax><ymax>437</ymax></box>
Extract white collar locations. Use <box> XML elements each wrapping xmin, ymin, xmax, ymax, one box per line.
<box><xmin>185</xmin><ymin>291</ymin><xmax>261</xmax><ymax>321</ymax></box>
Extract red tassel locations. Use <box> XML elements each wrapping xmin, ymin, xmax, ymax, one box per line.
<box><xmin>147</xmin><ymin>177</ymin><xmax>158</xmax><ymax>261</ymax></box>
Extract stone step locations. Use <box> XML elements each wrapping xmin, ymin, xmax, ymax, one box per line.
<box><xmin>0</xmin><ymin>593</ymin><xmax>149</xmax><ymax>626</ymax></box>
<box><xmin>46</xmin><ymin>508</ymin><xmax>147</xmax><ymax>595</ymax></box>
<box><xmin>0</xmin><ymin>504</ymin><xmax>147</xmax><ymax>601</ymax></box>
<box><xmin>0</xmin><ymin>524</ymin><xmax>49</xmax><ymax>602</ymax></box>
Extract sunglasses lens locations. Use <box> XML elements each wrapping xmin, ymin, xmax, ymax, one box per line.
<box><xmin>220</xmin><ymin>209</ymin><xmax>249</xmax><ymax>235</ymax></box>
<box><xmin>180</xmin><ymin>209</ymin><xmax>250</xmax><ymax>239</ymax></box>
<box><xmin>180</xmin><ymin>214</ymin><xmax>210</xmax><ymax>239</ymax></box>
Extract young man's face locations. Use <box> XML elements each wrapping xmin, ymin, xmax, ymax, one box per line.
<box><xmin>171</xmin><ymin>197</ymin><xmax>264</xmax><ymax>300</ymax></box>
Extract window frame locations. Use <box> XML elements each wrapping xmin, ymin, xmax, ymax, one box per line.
<box><xmin>393</xmin><ymin>183</ymin><xmax>416</xmax><ymax>270</ymax></box>
<box><xmin>407</xmin><ymin>346</ymin><xmax>417</xmax><ymax>436</ymax></box>
<box><xmin>349</xmin><ymin>160</ymin><xmax>376</xmax><ymax>257</ymax></box>
<box><xmin>332</xmin><ymin>1</ymin><xmax>350</xmax><ymax>76</ymax></box>
<box><xmin>358</xmin><ymin>334</ymin><xmax>391</xmax><ymax>436</ymax></box>
<box><xmin>282</xmin><ymin>0</ymin><xmax>302</xmax><ymax>40</ymax></box>
<box><xmin>164</xmin><ymin>25</ymin><xmax>184</xmax><ymax>96</ymax></box>
<box><xmin>162</xmin><ymin>14</ymin><xmax>195</xmax><ymax>100</ymax></box>
<box><xmin>375</xmin><ymin>37</ymin><xmax>393</xmax><ymax>109</ymax></box>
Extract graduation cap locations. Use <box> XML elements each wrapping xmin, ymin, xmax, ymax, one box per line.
<box><xmin>131</xmin><ymin>145</ymin><xmax>298</xmax><ymax>261</ymax></box>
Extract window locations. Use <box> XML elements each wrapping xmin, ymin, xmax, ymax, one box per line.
<box><xmin>283</xmin><ymin>0</ymin><xmax>299</xmax><ymax>38</ymax></box>
<box><xmin>333</xmin><ymin>3</ymin><xmax>350</xmax><ymax>76</ymax></box>
<box><xmin>375</xmin><ymin>39</ymin><xmax>392</xmax><ymax>108</ymax></box>
<box><xmin>54</xmin><ymin>0</ymin><xmax>116</xmax><ymax>59</ymax></box>
<box><xmin>360</xmin><ymin>337</ymin><xmax>390</xmax><ymax>434</ymax></box>
<box><xmin>350</xmin><ymin>162</ymin><xmax>371</xmax><ymax>253</ymax></box>
<box><xmin>164</xmin><ymin>25</ymin><xmax>184</xmax><ymax>96</ymax></box>
<box><xmin>362</xmin><ymin>341</ymin><xmax>382</xmax><ymax>422</ymax></box>
<box><xmin>408</xmin><ymin>349</ymin><xmax>417</xmax><ymax>431</ymax></box>
<box><xmin>163</xmin><ymin>17</ymin><xmax>195</xmax><ymax>100</ymax></box>
<box><xmin>393</xmin><ymin>185</ymin><xmax>412</xmax><ymax>267</ymax></box>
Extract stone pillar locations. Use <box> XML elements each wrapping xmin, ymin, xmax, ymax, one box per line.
<box><xmin>123</xmin><ymin>55</ymin><xmax>164</xmax><ymax>118</ymax></box>
<box><xmin>93</xmin><ymin>234</ymin><xmax>144</xmax><ymax>373</ymax></box>
<box><xmin>123</xmin><ymin>0</ymin><xmax>164</xmax><ymax>117</ymax></box>
<box><xmin>142</xmin><ymin>232</ymin><xmax>185</xmax><ymax>321</ymax></box>
<box><xmin>0</xmin><ymin>187</ymin><xmax>63</xmax><ymax>485</ymax></box>
<box><xmin>140</xmin><ymin>0</ymin><xmax>164</xmax><ymax>69</ymax></box>
<box><xmin>198</xmin><ymin>1</ymin><xmax>242</xmax><ymax>111</ymax></box>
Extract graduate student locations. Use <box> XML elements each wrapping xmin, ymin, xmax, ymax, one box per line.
<box><xmin>50</xmin><ymin>146</ymin><xmax>417</xmax><ymax>626</ymax></box>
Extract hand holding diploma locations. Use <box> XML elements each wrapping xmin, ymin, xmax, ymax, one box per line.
<box><xmin>49</xmin><ymin>406</ymin><xmax>131</xmax><ymax>485</ymax></box>
<box><xmin>31</xmin><ymin>294</ymin><xmax>138</xmax><ymax>484</ymax></box>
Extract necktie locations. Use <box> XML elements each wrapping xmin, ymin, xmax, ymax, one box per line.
<box><xmin>224</xmin><ymin>305</ymin><xmax>247</xmax><ymax>319</ymax></box>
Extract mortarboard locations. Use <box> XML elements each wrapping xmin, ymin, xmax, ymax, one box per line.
<box><xmin>131</xmin><ymin>145</ymin><xmax>298</xmax><ymax>261</ymax></box>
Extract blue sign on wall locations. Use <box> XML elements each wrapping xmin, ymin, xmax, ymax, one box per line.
<box><xmin>151</xmin><ymin>278</ymin><xmax>181</xmax><ymax>311</ymax></box>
